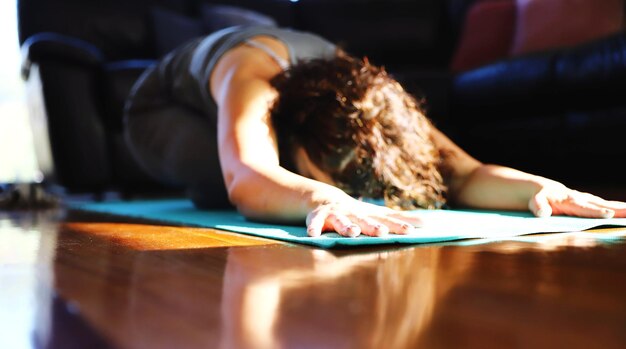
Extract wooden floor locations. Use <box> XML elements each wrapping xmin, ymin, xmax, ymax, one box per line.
<box><xmin>2</xmin><ymin>207</ymin><xmax>626</xmax><ymax>349</ymax></box>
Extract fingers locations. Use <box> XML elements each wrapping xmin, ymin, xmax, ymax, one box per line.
<box><xmin>530</xmin><ymin>188</ymin><xmax>619</xmax><ymax>219</ymax></box>
<box><xmin>349</xmin><ymin>215</ymin><xmax>389</xmax><ymax>237</ymax></box>
<box><xmin>328</xmin><ymin>213</ymin><xmax>361</xmax><ymax>237</ymax></box>
<box><xmin>557</xmin><ymin>199</ymin><xmax>615</xmax><ymax>218</ymax></box>
<box><xmin>579</xmin><ymin>195</ymin><xmax>626</xmax><ymax>218</ymax></box>
<box><xmin>529</xmin><ymin>189</ymin><xmax>553</xmax><ymax>217</ymax></box>
<box><xmin>306</xmin><ymin>205</ymin><xmax>364</xmax><ymax>237</ymax></box>
<box><xmin>306</xmin><ymin>205</ymin><xmax>329</xmax><ymax>237</ymax></box>
<box><xmin>601</xmin><ymin>201</ymin><xmax>626</xmax><ymax>218</ymax></box>
<box><xmin>366</xmin><ymin>215</ymin><xmax>416</xmax><ymax>235</ymax></box>
<box><xmin>305</xmin><ymin>202</ymin><xmax>420</xmax><ymax>238</ymax></box>
<box><xmin>325</xmin><ymin>211</ymin><xmax>413</xmax><ymax>237</ymax></box>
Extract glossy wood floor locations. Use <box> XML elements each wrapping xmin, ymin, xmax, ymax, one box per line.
<box><xmin>2</xmin><ymin>207</ymin><xmax>626</xmax><ymax>349</ymax></box>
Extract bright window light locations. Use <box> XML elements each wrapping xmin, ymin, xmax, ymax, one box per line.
<box><xmin>0</xmin><ymin>0</ymin><xmax>38</xmax><ymax>184</ymax></box>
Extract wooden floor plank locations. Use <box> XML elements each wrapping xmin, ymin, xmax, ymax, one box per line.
<box><xmin>63</xmin><ymin>222</ymin><xmax>280</xmax><ymax>250</ymax></box>
<box><xmin>2</xmin><ymin>208</ymin><xmax>626</xmax><ymax>349</ymax></box>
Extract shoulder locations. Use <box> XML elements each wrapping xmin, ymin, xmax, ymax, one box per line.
<box><xmin>209</xmin><ymin>36</ymin><xmax>288</xmax><ymax>103</ymax></box>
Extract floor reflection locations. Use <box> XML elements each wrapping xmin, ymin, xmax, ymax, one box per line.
<box><xmin>0</xmin><ymin>209</ymin><xmax>62</xmax><ymax>349</ymax></box>
<box><xmin>42</xmin><ymin>223</ymin><xmax>473</xmax><ymax>349</ymax></box>
<box><xmin>221</xmin><ymin>246</ymin><xmax>471</xmax><ymax>349</ymax></box>
<box><xmin>10</xmin><ymin>211</ymin><xmax>625</xmax><ymax>349</ymax></box>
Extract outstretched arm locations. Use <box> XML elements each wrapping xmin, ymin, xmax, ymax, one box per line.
<box><xmin>433</xmin><ymin>128</ymin><xmax>626</xmax><ymax>218</ymax></box>
<box><xmin>212</xmin><ymin>38</ymin><xmax>419</xmax><ymax>237</ymax></box>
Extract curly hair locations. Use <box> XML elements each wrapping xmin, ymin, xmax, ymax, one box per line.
<box><xmin>269</xmin><ymin>51</ymin><xmax>447</xmax><ymax>209</ymax></box>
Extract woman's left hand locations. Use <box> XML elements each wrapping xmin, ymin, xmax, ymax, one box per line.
<box><xmin>529</xmin><ymin>182</ymin><xmax>626</xmax><ymax>218</ymax></box>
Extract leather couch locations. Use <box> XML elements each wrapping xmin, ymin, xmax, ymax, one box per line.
<box><xmin>450</xmin><ymin>32</ymin><xmax>626</xmax><ymax>188</ymax></box>
<box><xmin>18</xmin><ymin>0</ymin><xmax>450</xmax><ymax>196</ymax></box>
<box><xmin>18</xmin><ymin>0</ymin><xmax>626</xmax><ymax>197</ymax></box>
<box><xmin>445</xmin><ymin>0</ymin><xmax>626</xmax><ymax>190</ymax></box>
<box><xmin>18</xmin><ymin>0</ymin><xmax>293</xmax><ymax>195</ymax></box>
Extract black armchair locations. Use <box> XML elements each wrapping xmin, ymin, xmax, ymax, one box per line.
<box><xmin>18</xmin><ymin>0</ymin><xmax>291</xmax><ymax>196</ymax></box>
<box><xmin>21</xmin><ymin>32</ymin><xmax>152</xmax><ymax>194</ymax></box>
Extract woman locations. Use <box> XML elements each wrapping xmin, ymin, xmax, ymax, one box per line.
<box><xmin>124</xmin><ymin>25</ymin><xmax>626</xmax><ymax>237</ymax></box>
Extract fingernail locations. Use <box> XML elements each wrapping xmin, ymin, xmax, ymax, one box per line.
<box><xmin>375</xmin><ymin>224</ymin><xmax>389</xmax><ymax>236</ymax></box>
<box><xmin>401</xmin><ymin>224</ymin><xmax>416</xmax><ymax>234</ymax></box>
<box><xmin>536</xmin><ymin>209</ymin><xmax>549</xmax><ymax>217</ymax></box>
<box><xmin>344</xmin><ymin>225</ymin><xmax>360</xmax><ymax>237</ymax></box>
<box><xmin>601</xmin><ymin>209</ymin><xmax>615</xmax><ymax>219</ymax></box>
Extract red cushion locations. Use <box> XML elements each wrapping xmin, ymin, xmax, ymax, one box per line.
<box><xmin>450</xmin><ymin>0</ymin><xmax>517</xmax><ymax>72</ymax></box>
<box><xmin>511</xmin><ymin>0</ymin><xmax>624</xmax><ymax>56</ymax></box>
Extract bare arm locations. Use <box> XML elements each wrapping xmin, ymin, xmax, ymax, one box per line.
<box><xmin>432</xmin><ymin>128</ymin><xmax>626</xmax><ymax>217</ymax></box>
<box><xmin>212</xmin><ymin>43</ymin><xmax>349</xmax><ymax>223</ymax></box>
<box><xmin>211</xmin><ymin>40</ymin><xmax>420</xmax><ymax>236</ymax></box>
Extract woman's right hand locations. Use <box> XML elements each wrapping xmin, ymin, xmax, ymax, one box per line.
<box><xmin>305</xmin><ymin>199</ymin><xmax>423</xmax><ymax>237</ymax></box>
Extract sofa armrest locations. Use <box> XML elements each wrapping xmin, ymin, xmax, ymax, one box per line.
<box><xmin>21</xmin><ymin>33</ymin><xmax>112</xmax><ymax>192</ymax></box>
<box><xmin>21</xmin><ymin>32</ymin><xmax>104</xmax><ymax>79</ymax></box>
<box><xmin>553</xmin><ymin>32</ymin><xmax>626</xmax><ymax>108</ymax></box>
<box><xmin>451</xmin><ymin>52</ymin><xmax>553</xmax><ymax>120</ymax></box>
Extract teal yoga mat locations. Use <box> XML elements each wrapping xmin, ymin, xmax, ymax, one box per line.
<box><xmin>72</xmin><ymin>199</ymin><xmax>626</xmax><ymax>248</ymax></box>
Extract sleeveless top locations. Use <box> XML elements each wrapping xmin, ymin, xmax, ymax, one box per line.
<box><xmin>131</xmin><ymin>25</ymin><xmax>337</xmax><ymax>123</ymax></box>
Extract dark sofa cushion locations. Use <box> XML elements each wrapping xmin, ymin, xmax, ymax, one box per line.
<box><xmin>18</xmin><ymin>0</ymin><xmax>190</xmax><ymax>60</ymax></box>
<box><xmin>200</xmin><ymin>4</ymin><xmax>277</xmax><ymax>33</ymax></box>
<box><xmin>510</xmin><ymin>0</ymin><xmax>623</xmax><ymax>56</ymax></box>
<box><xmin>449</xmin><ymin>0</ymin><xmax>516</xmax><ymax>72</ymax></box>
<box><xmin>150</xmin><ymin>4</ymin><xmax>279</xmax><ymax>58</ymax></box>
<box><xmin>193</xmin><ymin>0</ymin><xmax>295</xmax><ymax>28</ymax></box>
<box><xmin>452</xmin><ymin>32</ymin><xmax>626</xmax><ymax>122</ymax></box>
<box><xmin>553</xmin><ymin>31</ymin><xmax>626</xmax><ymax>109</ymax></box>
<box><xmin>297</xmin><ymin>0</ymin><xmax>447</xmax><ymax>70</ymax></box>
<box><xmin>150</xmin><ymin>7</ymin><xmax>205</xmax><ymax>57</ymax></box>
<box><xmin>452</xmin><ymin>52</ymin><xmax>554</xmax><ymax>120</ymax></box>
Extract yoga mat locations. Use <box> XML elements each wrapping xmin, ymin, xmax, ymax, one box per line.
<box><xmin>72</xmin><ymin>199</ymin><xmax>626</xmax><ymax>248</ymax></box>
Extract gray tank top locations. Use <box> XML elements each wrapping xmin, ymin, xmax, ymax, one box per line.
<box><xmin>157</xmin><ymin>25</ymin><xmax>337</xmax><ymax>122</ymax></box>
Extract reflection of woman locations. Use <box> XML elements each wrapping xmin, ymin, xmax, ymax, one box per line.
<box><xmin>124</xmin><ymin>26</ymin><xmax>626</xmax><ymax>237</ymax></box>
<box><xmin>220</xmin><ymin>247</ymin><xmax>469</xmax><ymax>349</ymax></box>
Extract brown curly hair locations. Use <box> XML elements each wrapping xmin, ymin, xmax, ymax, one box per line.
<box><xmin>269</xmin><ymin>51</ymin><xmax>447</xmax><ymax>209</ymax></box>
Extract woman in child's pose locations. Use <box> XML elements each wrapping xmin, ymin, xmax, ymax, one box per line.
<box><xmin>125</xmin><ymin>26</ymin><xmax>626</xmax><ymax>237</ymax></box>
